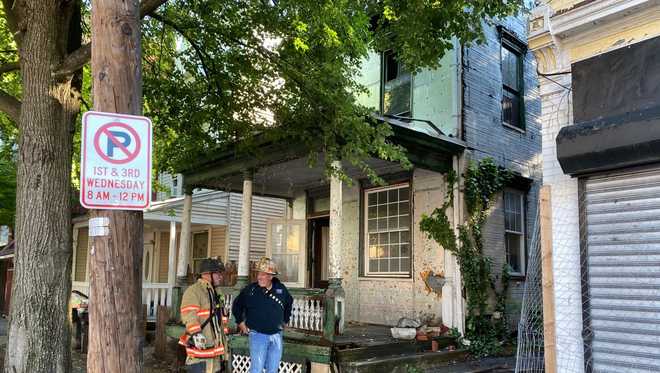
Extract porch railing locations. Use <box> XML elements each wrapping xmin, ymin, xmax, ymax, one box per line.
<box><xmin>143</xmin><ymin>283</ymin><xmax>172</xmax><ymax>320</ymax></box>
<box><xmin>71</xmin><ymin>282</ymin><xmax>173</xmax><ymax>321</ymax></box>
<box><xmin>218</xmin><ymin>286</ymin><xmax>341</xmax><ymax>339</ymax></box>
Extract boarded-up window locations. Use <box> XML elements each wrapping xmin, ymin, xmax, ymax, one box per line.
<box><xmin>74</xmin><ymin>228</ymin><xmax>89</xmax><ymax>282</ymax></box>
<box><xmin>210</xmin><ymin>226</ymin><xmax>227</xmax><ymax>259</ymax></box>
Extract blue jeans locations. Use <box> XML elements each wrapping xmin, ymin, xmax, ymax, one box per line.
<box><xmin>248</xmin><ymin>330</ymin><xmax>283</xmax><ymax>373</ymax></box>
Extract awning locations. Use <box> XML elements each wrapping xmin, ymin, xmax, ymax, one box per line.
<box><xmin>556</xmin><ymin>106</ymin><xmax>660</xmax><ymax>176</ymax></box>
<box><xmin>556</xmin><ymin>36</ymin><xmax>660</xmax><ymax>176</ymax></box>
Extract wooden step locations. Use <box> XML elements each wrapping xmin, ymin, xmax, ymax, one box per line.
<box><xmin>337</xmin><ymin>349</ymin><xmax>469</xmax><ymax>373</ymax></box>
<box><xmin>334</xmin><ymin>336</ymin><xmax>457</xmax><ymax>363</ymax></box>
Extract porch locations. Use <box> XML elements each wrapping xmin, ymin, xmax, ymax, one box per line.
<box><xmin>72</xmin><ymin>281</ymin><xmax>173</xmax><ymax>321</ymax></box>
<box><xmin>168</xmin><ymin>117</ymin><xmax>469</xmax><ymax>371</ymax></box>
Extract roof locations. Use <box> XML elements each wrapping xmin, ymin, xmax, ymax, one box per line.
<box><xmin>0</xmin><ymin>240</ymin><xmax>15</xmax><ymax>260</ymax></box>
<box><xmin>179</xmin><ymin>115</ymin><xmax>466</xmax><ymax>195</ymax></box>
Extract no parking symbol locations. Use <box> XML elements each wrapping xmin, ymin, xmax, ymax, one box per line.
<box><xmin>80</xmin><ymin>111</ymin><xmax>152</xmax><ymax>210</ymax></box>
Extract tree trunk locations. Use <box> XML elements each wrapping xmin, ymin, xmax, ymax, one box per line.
<box><xmin>4</xmin><ymin>1</ymin><xmax>82</xmax><ymax>372</ymax></box>
<box><xmin>87</xmin><ymin>0</ymin><xmax>144</xmax><ymax>372</ymax></box>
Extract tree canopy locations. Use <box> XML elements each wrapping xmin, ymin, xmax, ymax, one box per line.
<box><xmin>139</xmin><ymin>0</ymin><xmax>524</xmax><ymax>177</ymax></box>
<box><xmin>1</xmin><ymin>0</ymin><xmax>523</xmax><ymax>182</ymax></box>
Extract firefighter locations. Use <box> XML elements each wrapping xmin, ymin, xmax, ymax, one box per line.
<box><xmin>179</xmin><ymin>258</ymin><xmax>229</xmax><ymax>373</ymax></box>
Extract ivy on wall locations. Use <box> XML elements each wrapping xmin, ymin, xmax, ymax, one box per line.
<box><xmin>420</xmin><ymin>157</ymin><xmax>512</xmax><ymax>357</ymax></box>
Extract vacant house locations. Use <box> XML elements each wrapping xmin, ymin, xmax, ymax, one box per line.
<box><xmin>165</xmin><ymin>9</ymin><xmax>541</xmax><ymax>373</ymax></box>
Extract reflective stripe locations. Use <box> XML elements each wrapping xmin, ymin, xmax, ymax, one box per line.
<box><xmin>187</xmin><ymin>324</ymin><xmax>201</xmax><ymax>333</ymax></box>
<box><xmin>178</xmin><ymin>334</ymin><xmax>190</xmax><ymax>346</ymax></box>
<box><xmin>181</xmin><ymin>305</ymin><xmax>200</xmax><ymax>313</ymax></box>
<box><xmin>197</xmin><ymin>309</ymin><xmax>211</xmax><ymax>317</ymax></box>
<box><xmin>185</xmin><ymin>345</ymin><xmax>225</xmax><ymax>358</ymax></box>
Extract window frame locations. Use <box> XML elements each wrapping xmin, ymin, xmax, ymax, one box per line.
<box><xmin>500</xmin><ymin>32</ymin><xmax>526</xmax><ymax>132</ymax></box>
<box><xmin>191</xmin><ymin>230</ymin><xmax>210</xmax><ymax>275</ymax></box>
<box><xmin>266</xmin><ymin>219</ymin><xmax>307</xmax><ymax>288</ymax></box>
<box><xmin>363</xmin><ymin>182</ymin><xmax>412</xmax><ymax>278</ymax></box>
<box><xmin>504</xmin><ymin>189</ymin><xmax>526</xmax><ymax>277</ymax></box>
<box><xmin>380</xmin><ymin>50</ymin><xmax>413</xmax><ymax>118</ymax></box>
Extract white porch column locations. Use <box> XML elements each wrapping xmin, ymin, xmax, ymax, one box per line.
<box><xmin>328</xmin><ymin>161</ymin><xmax>343</xmax><ymax>282</ymax></box>
<box><xmin>236</xmin><ymin>171</ymin><xmax>253</xmax><ymax>287</ymax></box>
<box><xmin>176</xmin><ymin>191</ymin><xmax>193</xmax><ymax>282</ymax></box>
<box><xmin>325</xmin><ymin>161</ymin><xmax>345</xmax><ymax>338</ymax></box>
<box><xmin>167</xmin><ymin>221</ymin><xmax>177</xmax><ymax>286</ymax></box>
<box><xmin>442</xmin><ymin>155</ymin><xmax>465</xmax><ymax>333</ymax></box>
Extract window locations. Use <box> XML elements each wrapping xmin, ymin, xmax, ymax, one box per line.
<box><xmin>504</xmin><ymin>190</ymin><xmax>525</xmax><ymax>275</ymax></box>
<box><xmin>501</xmin><ymin>39</ymin><xmax>524</xmax><ymax>130</ymax></box>
<box><xmin>267</xmin><ymin>219</ymin><xmax>306</xmax><ymax>288</ymax></box>
<box><xmin>191</xmin><ymin>231</ymin><xmax>209</xmax><ymax>275</ymax></box>
<box><xmin>382</xmin><ymin>50</ymin><xmax>412</xmax><ymax>117</ymax></box>
<box><xmin>364</xmin><ymin>183</ymin><xmax>411</xmax><ymax>276</ymax></box>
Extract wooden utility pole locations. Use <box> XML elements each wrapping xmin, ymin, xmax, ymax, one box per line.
<box><xmin>87</xmin><ymin>1</ymin><xmax>144</xmax><ymax>372</ymax></box>
<box><xmin>540</xmin><ymin>185</ymin><xmax>557</xmax><ymax>373</ymax></box>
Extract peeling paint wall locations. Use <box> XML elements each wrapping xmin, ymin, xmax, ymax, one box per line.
<box><xmin>346</xmin><ymin>169</ymin><xmax>448</xmax><ymax>326</ymax></box>
<box><xmin>354</xmin><ymin>50</ymin><xmax>460</xmax><ymax>137</ymax></box>
<box><xmin>290</xmin><ymin>169</ymin><xmax>449</xmax><ymax>326</ymax></box>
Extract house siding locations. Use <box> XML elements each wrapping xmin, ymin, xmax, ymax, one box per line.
<box><xmin>74</xmin><ymin>228</ymin><xmax>89</xmax><ymax>282</ymax></box>
<box><xmin>462</xmin><ymin>14</ymin><xmax>542</xmax><ymax>326</ymax></box>
<box><xmin>210</xmin><ymin>225</ymin><xmax>227</xmax><ymax>259</ymax></box>
<box><xmin>227</xmin><ymin>193</ymin><xmax>287</xmax><ymax>262</ymax></box>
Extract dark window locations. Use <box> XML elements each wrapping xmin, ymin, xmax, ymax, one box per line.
<box><xmin>504</xmin><ymin>190</ymin><xmax>525</xmax><ymax>275</ymax></box>
<box><xmin>501</xmin><ymin>41</ymin><xmax>524</xmax><ymax>130</ymax></box>
<box><xmin>382</xmin><ymin>51</ymin><xmax>411</xmax><ymax>117</ymax></box>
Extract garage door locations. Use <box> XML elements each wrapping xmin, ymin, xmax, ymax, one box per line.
<box><xmin>584</xmin><ymin>167</ymin><xmax>660</xmax><ymax>373</ymax></box>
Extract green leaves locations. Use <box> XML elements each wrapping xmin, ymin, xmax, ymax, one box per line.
<box><xmin>419</xmin><ymin>158</ymin><xmax>513</xmax><ymax>357</ymax></box>
<box><xmin>138</xmin><ymin>0</ymin><xmax>522</xmax><ymax>180</ymax></box>
<box><xmin>0</xmin><ymin>154</ymin><xmax>15</xmax><ymax>227</ymax></box>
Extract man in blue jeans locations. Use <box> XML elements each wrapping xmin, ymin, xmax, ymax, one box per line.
<box><xmin>232</xmin><ymin>257</ymin><xmax>293</xmax><ymax>373</ymax></box>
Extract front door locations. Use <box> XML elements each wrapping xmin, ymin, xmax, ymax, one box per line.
<box><xmin>310</xmin><ymin>217</ymin><xmax>329</xmax><ymax>289</ymax></box>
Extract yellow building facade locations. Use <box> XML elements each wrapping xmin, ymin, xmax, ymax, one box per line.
<box><xmin>528</xmin><ymin>1</ymin><xmax>660</xmax><ymax>373</ymax></box>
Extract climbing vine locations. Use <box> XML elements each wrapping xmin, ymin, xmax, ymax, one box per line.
<box><xmin>420</xmin><ymin>158</ymin><xmax>512</xmax><ymax>357</ymax></box>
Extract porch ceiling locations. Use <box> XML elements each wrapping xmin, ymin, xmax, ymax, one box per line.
<box><xmin>180</xmin><ymin>117</ymin><xmax>466</xmax><ymax>198</ymax></box>
<box><xmin>189</xmin><ymin>155</ymin><xmax>407</xmax><ymax>198</ymax></box>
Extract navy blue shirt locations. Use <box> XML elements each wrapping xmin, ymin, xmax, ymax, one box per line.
<box><xmin>232</xmin><ymin>278</ymin><xmax>293</xmax><ymax>335</ymax></box>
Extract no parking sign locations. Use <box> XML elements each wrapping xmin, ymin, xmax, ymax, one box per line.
<box><xmin>80</xmin><ymin>111</ymin><xmax>152</xmax><ymax>210</ymax></box>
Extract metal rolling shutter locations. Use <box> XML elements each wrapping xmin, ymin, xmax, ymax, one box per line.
<box><xmin>584</xmin><ymin>167</ymin><xmax>660</xmax><ymax>373</ymax></box>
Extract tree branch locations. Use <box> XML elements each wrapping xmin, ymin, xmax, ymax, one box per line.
<box><xmin>148</xmin><ymin>12</ymin><xmax>212</xmax><ymax>81</ymax></box>
<box><xmin>140</xmin><ymin>0</ymin><xmax>168</xmax><ymax>18</ymax></box>
<box><xmin>0</xmin><ymin>61</ymin><xmax>19</xmax><ymax>75</ymax></box>
<box><xmin>1</xmin><ymin>0</ymin><xmax>22</xmax><ymax>47</ymax></box>
<box><xmin>52</xmin><ymin>0</ymin><xmax>168</xmax><ymax>78</ymax></box>
<box><xmin>0</xmin><ymin>89</ymin><xmax>21</xmax><ymax>123</ymax></box>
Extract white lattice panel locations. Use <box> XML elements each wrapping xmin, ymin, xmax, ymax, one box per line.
<box><xmin>231</xmin><ymin>354</ymin><xmax>304</xmax><ymax>373</ymax></box>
